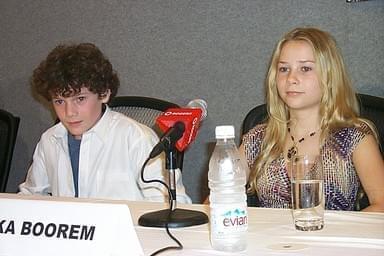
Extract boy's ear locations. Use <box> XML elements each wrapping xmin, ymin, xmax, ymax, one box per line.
<box><xmin>101</xmin><ymin>89</ymin><xmax>111</xmax><ymax>103</ymax></box>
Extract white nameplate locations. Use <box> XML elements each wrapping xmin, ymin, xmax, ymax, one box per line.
<box><xmin>0</xmin><ymin>195</ymin><xmax>144</xmax><ymax>256</ymax></box>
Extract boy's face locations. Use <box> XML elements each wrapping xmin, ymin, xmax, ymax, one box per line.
<box><xmin>51</xmin><ymin>87</ymin><xmax>110</xmax><ymax>139</ymax></box>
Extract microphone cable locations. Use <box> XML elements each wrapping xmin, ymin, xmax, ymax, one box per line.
<box><xmin>140</xmin><ymin>156</ymin><xmax>183</xmax><ymax>256</ymax></box>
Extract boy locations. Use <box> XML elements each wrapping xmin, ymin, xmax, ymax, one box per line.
<box><xmin>19</xmin><ymin>43</ymin><xmax>191</xmax><ymax>203</ymax></box>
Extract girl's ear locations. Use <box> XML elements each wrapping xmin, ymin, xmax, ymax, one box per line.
<box><xmin>101</xmin><ymin>89</ymin><xmax>111</xmax><ymax>103</ymax></box>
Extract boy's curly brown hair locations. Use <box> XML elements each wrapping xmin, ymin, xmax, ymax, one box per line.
<box><xmin>32</xmin><ymin>43</ymin><xmax>119</xmax><ymax>101</ymax></box>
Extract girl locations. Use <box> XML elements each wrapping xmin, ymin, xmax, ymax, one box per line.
<box><xmin>241</xmin><ymin>27</ymin><xmax>384</xmax><ymax>212</ymax></box>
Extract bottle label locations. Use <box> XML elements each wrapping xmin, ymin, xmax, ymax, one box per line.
<box><xmin>210</xmin><ymin>203</ymin><xmax>248</xmax><ymax>235</ymax></box>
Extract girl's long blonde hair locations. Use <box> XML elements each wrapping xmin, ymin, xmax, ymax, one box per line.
<box><xmin>248</xmin><ymin>27</ymin><xmax>376</xmax><ymax>193</ymax></box>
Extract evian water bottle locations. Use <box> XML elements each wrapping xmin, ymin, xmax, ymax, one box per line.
<box><xmin>208</xmin><ymin>125</ymin><xmax>248</xmax><ymax>252</ymax></box>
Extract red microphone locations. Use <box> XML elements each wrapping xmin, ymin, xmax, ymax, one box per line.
<box><xmin>152</xmin><ymin>99</ymin><xmax>207</xmax><ymax>156</ymax></box>
<box><xmin>141</xmin><ymin>100</ymin><xmax>210</xmax><ymax>228</ymax></box>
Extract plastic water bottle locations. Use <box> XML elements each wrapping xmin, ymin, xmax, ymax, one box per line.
<box><xmin>208</xmin><ymin>125</ymin><xmax>248</xmax><ymax>252</ymax></box>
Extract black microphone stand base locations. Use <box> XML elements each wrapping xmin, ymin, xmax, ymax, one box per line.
<box><xmin>138</xmin><ymin>208</ymin><xmax>209</xmax><ymax>228</ymax></box>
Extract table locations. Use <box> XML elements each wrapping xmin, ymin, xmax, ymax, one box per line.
<box><xmin>1</xmin><ymin>194</ymin><xmax>383</xmax><ymax>256</ymax></box>
<box><xmin>132</xmin><ymin>201</ymin><xmax>384</xmax><ymax>256</ymax></box>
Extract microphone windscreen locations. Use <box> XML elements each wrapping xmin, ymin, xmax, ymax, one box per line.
<box><xmin>156</xmin><ymin>107</ymin><xmax>202</xmax><ymax>151</ymax></box>
<box><xmin>186</xmin><ymin>99</ymin><xmax>208</xmax><ymax>121</ymax></box>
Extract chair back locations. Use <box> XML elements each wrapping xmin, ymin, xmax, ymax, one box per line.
<box><xmin>108</xmin><ymin>96</ymin><xmax>184</xmax><ymax>170</ymax></box>
<box><xmin>109</xmin><ymin>96</ymin><xmax>179</xmax><ymax>131</ymax></box>
<box><xmin>241</xmin><ymin>104</ymin><xmax>267</xmax><ymax>136</ymax></box>
<box><xmin>0</xmin><ymin>109</ymin><xmax>20</xmax><ymax>192</ymax></box>
<box><xmin>357</xmin><ymin>94</ymin><xmax>384</xmax><ymax>154</ymax></box>
<box><xmin>241</xmin><ymin>93</ymin><xmax>384</xmax><ymax>210</ymax></box>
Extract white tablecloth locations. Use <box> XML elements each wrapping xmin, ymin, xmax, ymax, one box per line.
<box><xmin>131</xmin><ymin>201</ymin><xmax>384</xmax><ymax>256</ymax></box>
<box><xmin>1</xmin><ymin>194</ymin><xmax>383</xmax><ymax>256</ymax></box>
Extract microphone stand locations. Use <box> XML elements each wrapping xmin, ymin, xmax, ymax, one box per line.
<box><xmin>138</xmin><ymin>138</ymin><xmax>209</xmax><ymax>228</ymax></box>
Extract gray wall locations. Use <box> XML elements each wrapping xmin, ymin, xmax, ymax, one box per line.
<box><xmin>1</xmin><ymin>0</ymin><xmax>383</xmax><ymax>203</ymax></box>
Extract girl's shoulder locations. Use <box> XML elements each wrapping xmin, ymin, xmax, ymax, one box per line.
<box><xmin>243</xmin><ymin>123</ymin><xmax>267</xmax><ymax>141</ymax></box>
<box><xmin>327</xmin><ymin>121</ymin><xmax>373</xmax><ymax>154</ymax></box>
<box><xmin>331</xmin><ymin>121</ymin><xmax>373</xmax><ymax>138</ymax></box>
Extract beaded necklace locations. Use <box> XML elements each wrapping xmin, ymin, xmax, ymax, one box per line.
<box><xmin>287</xmin><ymin>127</ymin><xmax>317</xmax><ymax>160</ymax></box>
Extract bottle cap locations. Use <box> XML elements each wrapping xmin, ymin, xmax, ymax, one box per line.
<box><xmin>215</xmin><ymin>125</ymin><xmax>235</xmax><ymax>139</ymax></box>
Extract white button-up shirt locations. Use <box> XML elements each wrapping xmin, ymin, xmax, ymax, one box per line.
<box><xmin>19</xmin><ymin>107</ymin><xmax>191</xmax><ymax>203</ymax></box>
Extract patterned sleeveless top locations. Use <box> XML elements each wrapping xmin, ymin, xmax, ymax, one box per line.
<box><xmin>242</xmin><ymin>123</ymin><xmax>372</xmax><ymax>210</ymax></box>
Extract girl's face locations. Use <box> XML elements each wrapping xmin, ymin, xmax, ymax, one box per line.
<box><xmin>276</xmin><ymin>40</ymin><xmax>322</xmax><ymax>113</ymax></box>
<box><xmin>52</xmin><ymin>87</ymin><xmax>110</xmax><ymax>139</ymax></box>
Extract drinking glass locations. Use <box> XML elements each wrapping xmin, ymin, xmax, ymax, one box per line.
<box><xmin>291</xmin><ymin>155</ymin><xmax>324</xmax><ymax>231</ymax></box>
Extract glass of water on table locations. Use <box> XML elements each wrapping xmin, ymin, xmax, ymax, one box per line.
<box><xmin>291</xmin><ymin>155</ymin><xmax>324</xmax><ymax>231</ymax></box>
